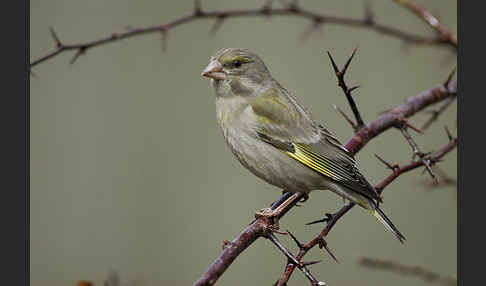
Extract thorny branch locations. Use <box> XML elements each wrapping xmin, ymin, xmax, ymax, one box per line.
<box><xmin>422</xmin><ymin>68</ymin><xmax>457</xmax><ymax>130</ymax></box>
<box><xmin>393</xmin><ymin>0</ymin><xmax>457</xmax><ymax>47</ymax></box>
<box><xmin>30</xmin><ymin>0</ymin><xmax>457</xmax><ymax>69</ymax></box>
<box><xmin>327</xmin><ymin>48</ymin><xmax>365</xmax><ymax>130</ymax></box>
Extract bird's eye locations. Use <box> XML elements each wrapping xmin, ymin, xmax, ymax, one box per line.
<box><xmin>232</xmin><ymin>59</ymin><xmax>242</xmax><ymax>68</ymax></box>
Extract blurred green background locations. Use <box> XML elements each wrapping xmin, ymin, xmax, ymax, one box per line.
<box><xmin>30</xmin><ymin>0</ymin><xmax>457</xmax><ymax>285</ymax></box>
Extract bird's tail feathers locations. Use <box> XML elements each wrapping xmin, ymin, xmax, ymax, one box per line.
<box><xmin>371</xmin><ymin>206</ymin><xmax>406</xmax><ymax>244</ymax></box>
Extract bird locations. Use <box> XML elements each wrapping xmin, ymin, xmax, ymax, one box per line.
<box><xmin>201</xmin><ymin>48</ymin><xmax>405</xmax><ymax>243</ymax></box>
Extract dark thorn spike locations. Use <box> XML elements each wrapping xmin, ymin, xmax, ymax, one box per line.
<box><xmin>69</xmin><ymin>48</ymin><xmax>85</xmax><ymax>65</ymax></box>
<box><xmin>287</xmin><ymin>230</ymin><xmax>305</xmax><ymax>250</ymax></box>
<box><xmin>444</xmin><ymin>125</ymin><xmax>453</xmax><ymax>141</ymax></box>
<box><xmin>334</xmin><ymin>105</ymin><xmax>357</xmax><ymax>129</ymax></box>
<box><xmin>306</xmin><ymin>218</ymin><xmax>327</xmax><ymax>225</ymax></box>
<box><xmin>342</xmin><ymin>46</ymin><xmax>358</xmax><ymax>75</ymax></box>
<box><xmin>444</xmin><ymin>67</ymin><xmax>457</xmax><ymax>88</ymax></box>
<box><xmin>326</xmin><ymin>51</ymin><xmax>340</xmax><ymax>74</ymax></box>
<box><xmin>49</xmin><ymin>27</ymin><xmax>61</xmax><ymax>47</ymax></box>
<box><xmin>303</xmin><ymin>260</ymin><xmax>322</xmax><ymax>267</ymax></box>
<box><xmin>320</xmin><ymin>240</ymin><xmax>339</xmax><ymax>263</ymax></box>
<box><xmin>348</xmin><ymin>85</ymin><xmax>360</xmax><ymax>93</ymax></box>
<box><xmin>160</xmin><ymin>30</ymin><xmax>168</xmax><ymax>52</ymax></box>
<box><xmin>209</xmin><ymin>16</ymin><xmax>226</xmax><ymax>36</ymax></box>
<box><xmin>374</xmin><ymin>154</ymin><xmax>394</xmax><ymax>170</ymax></box>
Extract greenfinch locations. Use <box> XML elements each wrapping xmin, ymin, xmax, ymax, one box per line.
<box><xmin>201</xmin><ymin>48</ymin><xmax>405</xmax><ymax>243</ymax></box>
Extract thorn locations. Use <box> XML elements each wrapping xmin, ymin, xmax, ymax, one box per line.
<box><xmin>342</xmin><ymin>46</ymin><xmax>358</xmax><ymax>76</ymax></box>
<box><xmin>209</xmin><ymin>16</ymin><xmax>226</xmax><ymax>36</ymax></box>
<box><xmin>348</xmin><ymin>85</ymin><xmax>360</xmax><ymax>93</ymax></box>
<box><xmin>364</xmin><ymin>0</ymin><xmax>375</xmax><ymax>25</ymax></box>
<box><xmin>262</xmin><ymin>0</ymin><xmax>274</xmax><ymax>14</ymax></box>
<box><xmin>319</xmin><ymin>239</ymin><xmax>339</xmax><ymax>263</ymax></box>
<box><xmin>306</xmin><ymin>213</ymin><xmax>333</xmax><ymax>225</ymax></box>
<box><xmin>374</xmin><ymin>154</ymin><xmax>394</xmax><ymax>170</ymax></box>
<box><xmin>287</xmin><ymin>230</ymin><xmax>305</xmax><ymax>250</ymax></box>
<box><xmin>306</xmin><ymin>218</ymin><xmax>327</xmax><ymax>225</ymax></box>
<box><xmin>69</xmin><ymin>47</ymin><xmax>86</xmax><ymax>65</ymax></box>
<box><xmin>444</xmin><ymin>67</ymin><xmax>457</xmax><ymax>88</ymax></box>
<box><xmin>271</xmin><ymin>229</ymin><xmax>289</xmax><ymax>235</ymax></box>
<box><xmin>287</xmin><ymin>0</ymin><xmax>299</xmax><ymax>11</ymax></box>
<box><xmin>160</xmin><ymin>29</ymin><xmax>168</xmax><ymax>52</ymax></box>
<box><xmin>299</xmin><ymin>20</ymin><xmax>323</xmax><ymax>43</ymax></box>
<box><xmin>302</xmin><ymin>260</ymin><xmax>322</xmax><ymax>267</ymax></box>
<box><xmin>444</xmin><ymin>125</ymin><xmax>453</xmax><ymax>141</ymax></box>
<box><xmin>402</xmin><ymin>119</ymin><xmax>424</xmax><ymax>134</ymax></box>
<box><xmin>326</xmin><ymin>51</ymin><xmax>340</xmax><ymax>75</ymax></box>
<box><xmin>49</xmin><ymin>27</ymin><xmax>62</xmax><ymax>48</ymax></box>
<box><xmin>334</xmin><ymin>105</ymin><xmax>357</xmax><ymax>130</ymax></box>
<box><xmin>194</xmin><ymin>0</ymin><xmax>202</xmax><ymax>15</ymax></box>
<box><xmin>399</xmin><ymin>40</ymin><xmax>413</xmax><ymax>55</ymax></box>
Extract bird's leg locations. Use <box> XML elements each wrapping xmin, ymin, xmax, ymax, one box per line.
<box><xmin>255</xmin><ymin>192</ymin><xmax>301</xmax><ymax>230</ymax></box>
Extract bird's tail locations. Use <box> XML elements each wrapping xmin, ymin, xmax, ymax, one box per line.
<box><xmin>371</xmin><ymin>205</ymin><xmax>406</xmax><ymax>244</ymax></box>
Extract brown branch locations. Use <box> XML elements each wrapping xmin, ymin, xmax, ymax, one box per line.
<box><xmin>359</xmin><ymin>257</ymin><xmax>457</xmax><ymax>286</ymax></box>
<box><xmin>31</xmin><ymin>2</ymin><xmax>456</xmax><ymax>69</ymax></box>
<box><xmin>392</xmin><ymin>0</ymin><xmax>457</xmax><ymax>48</ymax></box>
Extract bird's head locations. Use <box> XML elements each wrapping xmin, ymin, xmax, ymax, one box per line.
<box><xmin>201</xmin><ymin>48</ymin><xmax>272</xmax><ymax>86</ymax></box>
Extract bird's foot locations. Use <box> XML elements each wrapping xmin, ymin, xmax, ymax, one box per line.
<box><xmin>295</xmin><ymin>193</ymin><xmax>310</xmax><ymax>207</ymax></box>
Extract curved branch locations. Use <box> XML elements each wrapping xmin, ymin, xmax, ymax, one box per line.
<box><xmin>31</xmin><ymin>4</ymin><xmax>456</xmax><ymax>69</ymax></box>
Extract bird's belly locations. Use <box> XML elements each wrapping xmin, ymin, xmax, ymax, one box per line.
<box><xmin>223</xmin><ymin>128</ymin><xmax>324</xmax><ymax>193</ymax></box>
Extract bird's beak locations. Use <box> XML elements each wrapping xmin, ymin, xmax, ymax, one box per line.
<box><xmin>201</xmin><ymin>61</ymin><xmax>227</xmax><ymax>80</ymax></box>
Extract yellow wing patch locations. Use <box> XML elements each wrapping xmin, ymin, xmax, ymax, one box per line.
<box><xmin>285</xmin><ymin>143</ymin><xmax>344</xmax><ymax>181</ymax></box>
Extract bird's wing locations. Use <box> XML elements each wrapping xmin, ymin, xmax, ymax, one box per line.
<box><xmin>249</xmin><ymin>87</ymin><xmax>320</xmax><ymax>143</ymax></box>
<box><xmin>250</xmin><ymin>88</ymin><xmax>381</xmax><ymax>202</ymax></box>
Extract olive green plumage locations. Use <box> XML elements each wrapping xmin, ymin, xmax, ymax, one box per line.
<box><xmin>201</xmin><ymin>48</ymin><xmax>405</xmax><ymax>243</ymax></box>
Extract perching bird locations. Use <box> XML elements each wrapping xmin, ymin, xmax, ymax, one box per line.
<box><xmin>201</xmin><ymin>48</ymin><xmax>405</xmax><ymax>243</ymax></box>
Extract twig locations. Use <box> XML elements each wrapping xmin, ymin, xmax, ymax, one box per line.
<box><xmin>266</xmin><ymin>232</ymin><xmax>325</xmax><ymax>285</ymax></box>
<box><xmin>31</xmin><ymin>2</ymin><xmax>456</xmax><ymax>69</ymax></box>
<box><xmin>399</xmin><ymin>125</ymin><xmax>437</xmax><ymax>181</ymax></box>
<box><xmin>422</xmin><ymin>96</ymin><xmax>456</xmax><ymax>130</ymax></box>
<box><xmin>327</xmin><ymin>48</ymin><xmax>365</xmax><ymax>130</ymax></box>
<box><xmin>392</xmin><ymin>0</ymin><xmax>457</xmax><ymax>48</ymax></box>
<box><xmin>375</xmin><ymin>136</ymin><xmax>456</xmax><ymax>192</ymax></box>
<box><xmin>359</xmin><ymin>257</ymin><xmax>457</xmax><ymax>286</ymax></box>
